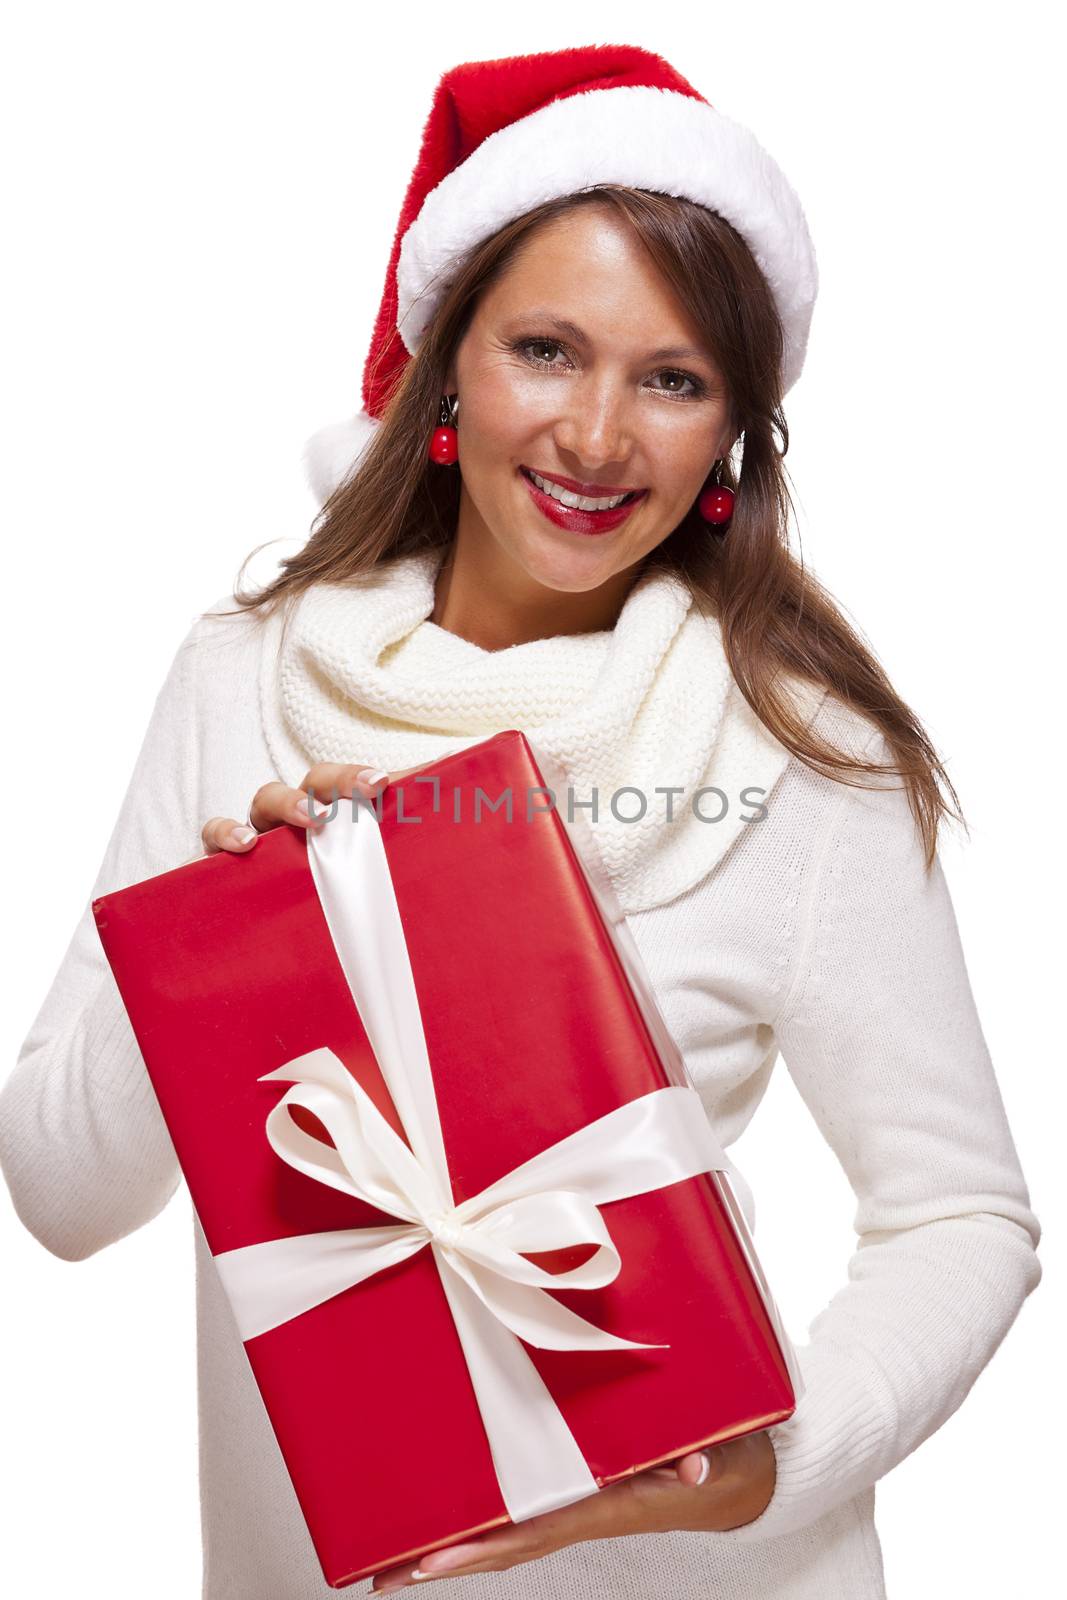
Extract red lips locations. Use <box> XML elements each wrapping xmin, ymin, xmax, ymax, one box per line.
<box><xmin>521</xmin><ymin>466</ymin><xmax>643</xmax><ymax>499</ymax></box>
<box><xmin>519</xmin><ymin>468</ymin><xmax>647</xmax><ymax>536</ymax></box>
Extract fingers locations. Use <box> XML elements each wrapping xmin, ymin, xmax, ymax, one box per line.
<box><xmin>675</xmin><ymin>1450</ymin><xmax>717</xmax><ymax>1488</ymax></box>
<box><xmin>636</xmin><ymin>1449</ymin><xmax>724</xmax><ymax>1506</ymax></box>
<box><xmin>245</xmin><ymin>779</ymin><xmax>324</xmax><ymax>837</ymax></box>
<box><xmin>370</xmin><ymin>1450</ymin><xmax>696</xmax><ymax>1591</ymax></box>
<box><xmin>202</xmin><ymin>765</ymin><xmax>394</xmax><ymax>858</ymax></box>
<box><xmin>248</xmin><ymin>766</ymin><xmax>393</xmax><ymax>835</ymax></box>
<box><xmin>201</xmin><ymin>816</ymin><xmax>261</xmax><ymax>856</ymax></box>
<box><xmin>295</xmin><ymin>762</ymin><xmax>393</xmax><ymax>810</ymax></box>
<box><xmin>200</xmin><ymin>765</ymin><xmax>403</xmax><ymax>860</ymax></box>
<box><xmin>376</xmin><ymin>1472</ymin><xmax>626</xmax><ymax>1589</ymax></box>
<box><xmin>644</xmin><ymin>1449</ymin><xmax>710</xmax><ymax>1483</ymax></box>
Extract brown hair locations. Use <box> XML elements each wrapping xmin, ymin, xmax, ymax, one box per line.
<box><xmin>213</xmin><ymin>185</ymin><xmax>965</xmax><ymax>866</ymax></box>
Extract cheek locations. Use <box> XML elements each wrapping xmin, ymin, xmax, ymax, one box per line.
<box><xmin>461</xmin><ymin>365</ymin><xmax>560</xmax><ymax>453</ymax></box>
<box><xmin>639</xmin><ymin>411</ymin><xmax>726</xmax><ymax>487</ymax></box>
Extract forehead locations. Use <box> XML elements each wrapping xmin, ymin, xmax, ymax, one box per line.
<box><xmin>477</xmin><ymin>208</ymin><xmax>704</xmax><ymax>340</ymax></box>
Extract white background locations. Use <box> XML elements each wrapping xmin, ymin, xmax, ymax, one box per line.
<box><xmin>1</xmin><ymin>3</ymin><xmax>1061</xmax><ymax>1595</ymax></box>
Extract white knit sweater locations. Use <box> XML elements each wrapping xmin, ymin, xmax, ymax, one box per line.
<box><xmin>0</xmin><ymin>574</ymin><xmax>1042</xmax><ymax>1600</ymax></box>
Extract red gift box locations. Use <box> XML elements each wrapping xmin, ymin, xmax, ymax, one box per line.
<box><xmin>92</xmin><ymin>729</ymin><xmax>800</xmax><ymax>1588</ymax></box>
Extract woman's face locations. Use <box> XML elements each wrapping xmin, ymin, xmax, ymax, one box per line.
<box><xmin>444</xmin><ymin>206</ymin><xmax>735</xmax><ymax>598</ymax></box>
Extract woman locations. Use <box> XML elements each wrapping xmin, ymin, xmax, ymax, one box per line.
<box><xmin>0</xmin><ymin>43</ymin><xmax>1041</xmax><ymax>1600</ymax></box>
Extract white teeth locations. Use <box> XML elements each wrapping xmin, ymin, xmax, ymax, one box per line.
<box><xmin>529</xmin><ymin>470</ymin><xmax>632</xmax><ymax>512</ymax></box>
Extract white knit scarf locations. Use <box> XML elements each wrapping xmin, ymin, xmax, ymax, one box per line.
<box><xmin>258</xmin><ymin>546</ymin><xmax>825</xmax><ymax>915</ymax></box>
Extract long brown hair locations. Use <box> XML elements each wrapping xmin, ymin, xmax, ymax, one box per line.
<box><xmin>214</xmin><ymin>185</ymin><xmax>965</xmax><ymax>866</ymax></box>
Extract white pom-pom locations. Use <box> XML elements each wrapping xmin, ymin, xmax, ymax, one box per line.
<box><xmin>301</xmin><ymin>410</ymin><xmax>381</xmax><ymax>505</ymax></box>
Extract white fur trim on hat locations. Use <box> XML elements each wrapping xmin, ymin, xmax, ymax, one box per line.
<box><xmin>302</xmin><ymin>410</ymin><xmax>380</xmax><ymax>505</ymax></box>
<box><xmin>397</xmin><ymin>85</ymin><xmax>817</xmax><ymax>394</ymax></box>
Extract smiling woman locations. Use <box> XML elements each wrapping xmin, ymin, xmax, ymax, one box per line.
<box><xmin>233</xmin><ymin>165</ymin><xmax>953</xmax><ymax>855</ymax></box>
<box><xmin>0</xmin><ymin>39</ymin><xmax>1041</xmax><ymax>1600</ymax></box>
<box><xmin>428</xmin><ymin>202</ymin><xmax>739</xmax><ymax>603</ymax></box>
<box><xmin>289</xmin><ymin>178</ymin><xmax>782</xmax><ymax>636</ymax></box>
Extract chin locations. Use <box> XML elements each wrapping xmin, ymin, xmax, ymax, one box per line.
<box><xmin>519</xmin><ymin>540</ymin><xmax>632</xmax><ymax>593</ymax></box>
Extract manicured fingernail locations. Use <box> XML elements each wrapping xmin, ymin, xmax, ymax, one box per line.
<box><xmin>230</xmin><ymin>826</ymin><xmax>257</xmax><ymax>846</ymax></box>
<box><xmin>296</xmin><ymin>797</ymin><xmax>311</xmax><ymax>817</ymax></box>
<box><xmin>360</xmin><ymin>768</ymin><xmax>388</xmax><ymax>788</ymax></box>
<box><xmin>416</xmin><ymin>1545</ymin><xmax>480</xmax><ymax>1573</ymax></box>
<box><xmin>696</xmin><ymin>1452</ymin><xmax>712</xmax><ymax>1485</ymax></box>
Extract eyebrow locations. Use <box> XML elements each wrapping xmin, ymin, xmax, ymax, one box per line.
<box><xmin>502</xmin><ymin>311</ymin><xmax>715</xmax><ymax>366</ymax></box>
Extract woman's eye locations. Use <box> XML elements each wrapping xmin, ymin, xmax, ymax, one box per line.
<box><xmin>647</xmin><ymin>369</ymin><xmax>705</xmax><ymax>399</ymax></box>
<box><xmin>517</xmin><ymin>338</ymin><xmax>568</xmax><ymax>367</ymax></box>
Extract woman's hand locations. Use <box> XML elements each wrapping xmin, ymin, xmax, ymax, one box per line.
<box><xmin>199</xmin><ymin>761</ymin><xmax>405</xmax><ymax>856</ymax></box>
<box><xmin>370</xmin><ymin>1433</ymin><xmax>777</xmax><ymax>1591</ymax></box>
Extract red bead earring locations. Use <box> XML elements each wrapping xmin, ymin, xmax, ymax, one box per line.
<box><xmin>428</xmin><ymin>393</ymin><xmax>459</xmax><ymax>465</ymax></box>
<box><xmin>698</xmin><ymin>457</ymin><xmax>736</xmax><ymax>526</ymax></box>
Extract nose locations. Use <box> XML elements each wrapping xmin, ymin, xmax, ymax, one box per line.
<box><xmin>551</xmin><ymin>375</ymin><xmax>635</xmax><ymax>475</ymax></box>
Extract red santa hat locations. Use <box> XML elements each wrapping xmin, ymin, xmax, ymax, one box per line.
<box><xmin>304</xmin><ymin>43</ymin><xmax>818</xmax><ymax>505</ymax></box>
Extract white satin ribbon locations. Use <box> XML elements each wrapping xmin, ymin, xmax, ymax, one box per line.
<box><xmin>213</xmin><ymin>796</ymin><xmax>734</xmax><ymax>1522</ymax></box>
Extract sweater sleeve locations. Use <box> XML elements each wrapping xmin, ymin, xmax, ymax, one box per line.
<box><xmin>0</xmin><ymin>615</ymin><xmax>209</xmax><ymax>1262</ymax></box>
<box><xmin>707</xmin><ymin>730</ymin><xmax>1043</xmax><ymax>1544</ymax></box>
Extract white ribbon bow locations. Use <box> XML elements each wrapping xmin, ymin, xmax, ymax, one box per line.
<box><xmin>212</xmin><ymin>796</ymin><xmax>734</xmax><ymax>1522</ymax></box>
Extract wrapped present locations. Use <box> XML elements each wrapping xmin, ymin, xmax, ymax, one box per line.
<box><xmin>91</xmin><ymin>729</ymin><xmax>802</xmax><ymax>1588</ymax></box>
